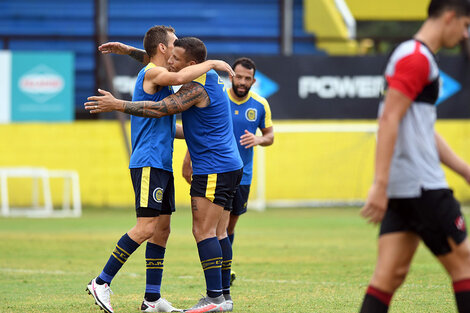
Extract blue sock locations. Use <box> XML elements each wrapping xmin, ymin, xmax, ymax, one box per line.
<box><xmin>197</xmin><ymin>237</ymin><xmax>223</xmax><ymax>298</ymax></box>
<box><xmin>228</xmin><ymin>233</ymin><xmax>234</xmax><ymax>245</ymax></box>
<box><xmin>219</xmin><ymin>237</ymin><xmax>232</xmax><ymax>294</ymax></box>
<box><xmin>97</xmin><ymin>233</ymin><xmax>140</xmax><ymax>285</ymax></box>
<box><xmin>145</xmin><ymin>242</ymin><xmax>165</xmax><ymax>302</ymax></box>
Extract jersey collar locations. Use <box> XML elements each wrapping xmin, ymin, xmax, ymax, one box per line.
<box><xmin>227</xmin><ymin>88</ymin><xmax>252</xmax><ymax>105</ymax></box>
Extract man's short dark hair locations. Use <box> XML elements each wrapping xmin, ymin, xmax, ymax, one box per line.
<box><xmin>174</xmin><ymin>37</ymin><xmax>207</xmax><ymax>64</ymax></box>
<box><xmin>232</xmin><ymin>57</ymin><xmax>256</xmax><ymax>76</ymax></box>
<box><xmin>143</xmin><ymin>25</ymin><xmax>175</xmax><ymax>57</ymax></box>
<box><xmin>428</xmin><ymin>0</ymin><xmax>470</xmax><ymax>17</ymax></box>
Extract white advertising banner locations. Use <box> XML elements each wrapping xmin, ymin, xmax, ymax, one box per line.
<box><xmin>0</xmin><ymin>51</ymin><xmax>11</xmax><ymax>123</ymax></box>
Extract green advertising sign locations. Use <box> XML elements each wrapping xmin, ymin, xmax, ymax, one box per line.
<box><xmin>11</xmin><ymin>52</ymin><xmax>74</xmax><ymax>122</ymax></box>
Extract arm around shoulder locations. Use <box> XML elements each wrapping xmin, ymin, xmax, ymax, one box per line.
<box><xmin>98</xmin><ymin>42</ymin><xmax>149</xmax><ymax>65</ymax></box>
<box><xmin>148</xmin><ymin>60</ymin><xmax>233</xmax><ymax>86</ymax></box>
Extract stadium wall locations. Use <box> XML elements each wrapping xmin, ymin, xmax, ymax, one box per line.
<box><xmin>112</xmin><ymin>54</ymin><xmax>470</xmax><ymax>120</ymax></box>
<box><xmin>1</xmin><ymin>120</ymin><xmax>470</xmax><ymax>208</ymax></box>
<box><xmin>345</xmin><ymin>0</ymin><xmax>428</xmax><ymax>21</ymax></box>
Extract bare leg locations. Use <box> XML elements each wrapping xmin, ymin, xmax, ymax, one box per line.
<box><xmin>360</xmin><ymin>232</ymin><xmax>420</xmax><ymax>313</ymax></box>
<box><xmin>227</xmin><ymin>214</ymin><xmax>240</xmax><ymax>237</ymax></box>
<box><xmin>149</xmin><ymin>215</ymin><xmax>171</xmax><ymax>247</ymax></box>
<box><xmin>191</xmin><ymin>197</ymin><xmax>224</xmax><ymax>243</ymax></box>
<box><xmin>128</xmin><ymin>216</ymin><xmax>159</xmax><ymax>244</ymax></box>
<box><xmin>370</xmin><ymin>232</ymin><xmax>420</xmax><ymax>292</ymax></box>
<box><xmin>217</xmin><ymin>211</ymin><xmax>230</xmax><ymax>240</ymax></box>
<box><xmin>438</xmin><ymin>238</ymin><xmax>470</xmax><ymax>281</ymax></box>
<box><xmin>438</xmin><ymin>238</ymin><xmax>470</xmax><ymax>313</ymax></box>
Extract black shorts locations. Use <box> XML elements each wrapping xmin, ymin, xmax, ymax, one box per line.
<box><xmin>190</xmin><ymin>168</ymin><xmax>243</xmax><ymax>211</ymax></box>
<box><xmin>380</xmin><ymin>189</ymin><xmax>467</xmax><ymax>256</ymax></box>
<box><xmin>231</xmin><ymin>184</ymin><xmax>251</xmax><ymax>216</ymax></box>
<box><xmin>130</xmin><ymin>167</ymin><xmax>175</xmax><ymax>217</ymax></box>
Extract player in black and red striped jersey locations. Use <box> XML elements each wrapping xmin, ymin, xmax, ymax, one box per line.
<box><xmin>359</xmin><ymin>1</ymin><xmax>470</xmax><ymax>312</ymax></box>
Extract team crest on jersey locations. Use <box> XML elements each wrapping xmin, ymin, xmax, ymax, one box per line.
<box><xmin>245</xmin><ymin>108</ymin><xmax>257</xmax><ymax>121</ymax></box>
<box><xmin>455</xmin><ymin>216</ymin><xmax>466</xmax><ymax>231</ymax></box>
<box><xmin>218</xmin><ymin>76</ymin><xmax>226</xmax><ymax>91</ymax></box>
<box><xmin>153</xmin><ymin>187</ymin><xmax>164</xmax><ymax>203</ymax></box>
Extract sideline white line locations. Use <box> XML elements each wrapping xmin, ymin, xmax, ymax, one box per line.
<box><xmin>0</xmin><ymin>268</ymin><xmax>71</xmax><ymax>275</ymax></box>
<box><xmin>0</xmin><ymin>268</ymin><xmax>320</xmax><ymax>285</ymax></box>
<box><xmin>0</xmin><ymin>268</ymin><xmax>448</xmax><ymax>289</ymax></box>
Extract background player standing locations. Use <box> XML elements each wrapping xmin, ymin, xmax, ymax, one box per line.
<box><xmin>359</xmin><ymin>1</ymin><xmax>470</xmax><ymax>312</ymax></box>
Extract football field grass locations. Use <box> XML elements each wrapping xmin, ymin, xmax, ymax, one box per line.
<box><xmin>0</xmin><ymin>206</ymin><xmax>461</xmax><ymax>312</ymax></box>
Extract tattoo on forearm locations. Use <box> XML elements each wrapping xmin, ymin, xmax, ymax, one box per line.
<box><xmin>122</xmin><ymin>83</ymin><xmax>209</xmax><ymax>118</ymax></box>
<box><xmin>122</xmin><ymin>101</ymin><xmax>147</xmax><ymax>117</ymax></box>
<box><xmin>129</xmin><ymin>49</ymin><xmax>146</xmax><ymax>64</ymax></box>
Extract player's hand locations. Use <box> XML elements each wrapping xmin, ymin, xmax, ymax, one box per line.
<box><xmin>182</xmin><ymin>160</ymin><xmax>193</xmax><ymax>185</ymax></box>
<box><xmin>211</xmin><ymin>60</ymin><xmax>235</xmax><ymax>79</ymax></box>
<box><xmin>99</xmin><ymin>42</ymin><xmax>131</xmax><ymax>55</ymax></box>
<box><xmin>84</xmin><ymin>89</ymin><xmax>122</xmax><ymax>113</ymax></box>
<box><xmin>240</xmin><ymin>130</ymin><xmax>260</xmax><ymax>149</ymax></box>
<box><xmin>182</xmin><ymin>155</ymin><xmax>193</xmax><ymax>185</ymax></box>
<box><xmin>360</xmin><ymin>183</ymin><xmax>388</xmax><ymax>224</ymax></box>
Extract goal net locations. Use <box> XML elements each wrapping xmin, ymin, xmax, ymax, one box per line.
<box><xmin>248</xmin><ymin>122</ymin><xmax>377</xmax><ymax>210</ymax></box>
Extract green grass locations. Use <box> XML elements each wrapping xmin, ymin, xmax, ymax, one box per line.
<box><xmin>0</xmin><ymin>207</ymin><xmax>460</xmax><ymax>312</ymax></box>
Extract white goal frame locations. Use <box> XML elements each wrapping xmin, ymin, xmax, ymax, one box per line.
<box><xmin>0</xmin><ymin>167</ymin><xmax>82</xmax><ymax>218</ymax></box>
<box><xmin>248</xmin><ymin>123</ymin><xmax>377</xmax><ymax>211</ymax></box>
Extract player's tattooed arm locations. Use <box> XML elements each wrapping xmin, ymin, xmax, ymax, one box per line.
<box><xmin>129</xmin><ymin>48</ymin><xmax>149</xmax><ymax>65</ymax></box>
<box><xmin>122</xmin><ymin>82</ymin><xmax>210</xmax><ymax>118</ymax></box>
<box><xmin>98</xmin><ymin>42</ymin><xmax>149</xmax><ymax>65</ymax></box>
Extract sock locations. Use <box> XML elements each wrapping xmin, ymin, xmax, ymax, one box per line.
<box><xmin>97</xmin><ymin>233</ymin><xmax>140</xmax><ymax>285</ymax></box>
<box><xmin>219</xmin><ymin>237</ymin><xmax>232</xmax><ymax>295</ymax></box>
<box><xmin>228</xmin><ymin>233</ymin><xmax>234</xmax><ymax>245</ymax></box>
<box><xmin>359</xmin><ymin>285</ymin><xmax>392</xmax><ymax>313</ymax></box>
<box><xmin>453</xmin><ymin>279</ymin><xmax>470</xmax><ymax>312</ymax></box>
<box><xmin>197</xmin><ymin>237</ymin><xmax>223</xmax><ymax>298</ymax></box>
<box><xmin>145</xmin><ymin>242</ymin><xmax>166</xmax><ymax>302</ymax></box>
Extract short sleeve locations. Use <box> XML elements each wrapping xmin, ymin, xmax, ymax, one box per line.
<box><xmin>386</xmin><ymin>52</ymin><xmax>430</xmax><ymax>100</ymax></box>
<box><xmin>260</xmin><ymin>100</ymin><xmax>272</xmax><ymax>129</ymax></box>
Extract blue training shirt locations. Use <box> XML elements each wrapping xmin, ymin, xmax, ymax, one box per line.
<box><xmin>182</xmin><ymin>70</ymin><xmax>243</xmax><ymax>175</ymax></box>
<box><xmin>129</xmin><ymin>63</ymin><xmax>176</xmax><ymax>172</ymax></box>
<box><xmin>228</xmin><ymin>90</ymin><xmax>273</xmax><ymax>185</ymax></box>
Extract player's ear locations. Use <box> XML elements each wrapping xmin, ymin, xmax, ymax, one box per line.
<box><xmin>158</xmin><ymin>43</ymin><xmax>166</xmax><ymax>54</ymax></box>
<box><xmin>443</xmin><ymin>9</ymin><xmax>457</xmax><ymax>25</ymax></box>
<box><xmin>252</xmin><ymin>77</ymin><xmax>257</xmax><ymax>85</ymax></box>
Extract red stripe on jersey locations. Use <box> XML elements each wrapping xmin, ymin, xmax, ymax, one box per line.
<box><xmin>453</xmin><ymin>279</ymin><xmax>470</xmax><ymax>292</ymax></box>
<box><xmin>386</xmin><ymin>41</ymin><xmax>430</xmax><ymax>101</ymax></box>
<box><xmin>366</xmin><ymin>285</ymin><xmax>393</xmax><ymax>305</ymax></box>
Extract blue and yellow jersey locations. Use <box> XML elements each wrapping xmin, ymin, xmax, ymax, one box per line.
<box><xmin>129</xmin><ymin>63</ymin><xmax>176</xmax><ymax>171</ymax></box>
<box><xmin>228</xmin><ymin>90</ymin><xmax>273</xmax><ymax>185</ymax></box>
<box><xmin>182</xmin><ymin>70</ymin><xmax>243</xmax><ymax>175</ymax></box>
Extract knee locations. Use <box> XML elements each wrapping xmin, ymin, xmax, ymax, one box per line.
<box><xmin>373</xmin><ymin>265</ymin><xmax>410</xmax><ymax>292</ymax></box>
<box><xmin>158</xmin><ymin>225</ymin><xmax>171</xmax><ymax>242</ymax></box>
<box><xmin>192</xmin><ymin>224</ymin><xmax>215</xmax><ymax>242</ymax></box>
<box><xmin>216</xmin><ymin>231</ymin><xmax>227</xmax><ymax>241</ymax></box>
<box><xmin>137</xmin><ymin>223</ymin><xmax>156</xmax><ymax>241</ymax></box>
